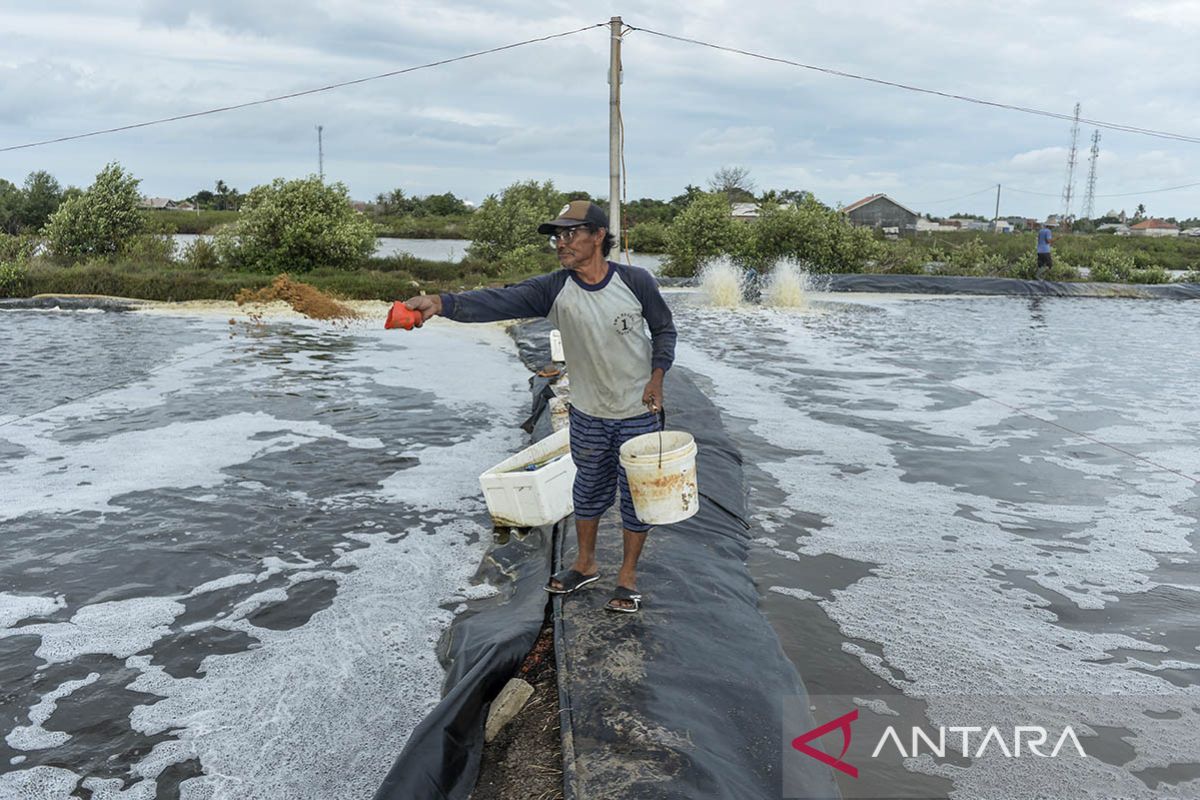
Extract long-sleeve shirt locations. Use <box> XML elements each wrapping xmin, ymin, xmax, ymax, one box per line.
<box><xmin>440</xmin><ymin>262</ymin><xmax>676</xmax><ymax>419</ymax></box>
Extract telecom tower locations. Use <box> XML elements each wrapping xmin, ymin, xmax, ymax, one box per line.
<box><xmin>1081</xmin><ymin>130</ymin><xmax>1101</xmax><ymax>221</ymax></box>
<box><xmin>1060</xmin><ymin>103</ymin><xmax>1081</xmax><ymax>221</ymax></box>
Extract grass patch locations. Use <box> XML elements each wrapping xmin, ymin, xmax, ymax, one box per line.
<box><xmin>143</xmin><ymin>209</ymin><xmax>241</xmax><ymax>234</ymax></box>
<box><xmin>15</xmin><ymin>255</ymin><xmax>554</xmax><ymax>303</ymax></box>
<box><xmin>372</xmin><ymin>214</ymin><xmax>473</xmax><ymax>239</ymax></box>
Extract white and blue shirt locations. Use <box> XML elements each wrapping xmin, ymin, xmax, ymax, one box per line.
<box><xmin>440</xmin><ymin>262</ymin><xmax>676</xmax><ymax>420</ymax></box>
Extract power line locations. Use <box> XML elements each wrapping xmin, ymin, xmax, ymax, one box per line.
<box><xmin>1007</xmin><ymin>180</ymin><xmax>1200</xmax><ymax>199</ymax></box>
<box><xmin>910</xmin><ymin>186</ymin><xmax>997</xmax><ymax>205</ymax></box>
<box><xmin>626</xmin><ymin>26</ymin><xmax>1200</xmax><ymax>145</ymax></box>
<box><xmin>0</xmin><ymin>23</ymin><xmax>607</xmax><ymax>153</ymax></box>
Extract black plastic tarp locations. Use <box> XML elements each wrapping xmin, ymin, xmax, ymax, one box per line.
<box><xmin>824</xmin><ymin>273</ymin><xmax>1200</xmax><ymax>298</ymax></box>
<box><xmin>550</xmin><ymin>367</ymin><xmax>840</xmax><ymax>800</ymax></box>
<box><xmin>656</xmin><ymin>272</ymin><xmax>1200</xmax><ymax>299</ymax></box>
<box><xmin>371</xmin><ymin>511</ymin><xmax>556</xmax><ymax>799</ymax></box>
<box><xmin>0</xmin><ymin>295</ymin><xmax>138</xmax><ymax>311</ymax></box>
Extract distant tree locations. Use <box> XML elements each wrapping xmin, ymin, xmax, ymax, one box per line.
<box><xmin>0</xmin><ymin>179</ymin><xmax>21</xmax><ymax>234</ymax></box>
<box><xmin>625</xmin><ymin>197</ymin><xmax>675</xmax><ymax>226</ymax></box>
<box><xmin>414</xmin><ymin>191</ymin><xmax>468</xmax><ymax>216</ymax></box>
<box><xmin>1134</xmin><ymin>203</ymin><xmax>1146</xmax><ymax>220</ymax></box>
<box><xmin>19</xmin><ymin>171</ymin><xmax>63</xmax><ymax>230</ymax></box>
<box><xmin>191</xmin><ymin>189</ymin><xmax>215</xmax><ymax>210</ymax></box>
<box><xmin>213</xmin><ymin>179</ymin><xmax>242</xmax><ymax>211</ymax></box>
<box><xmin>668</xmin><ymin>184</ymin><xmax>705</xmax><ymax>214</ymax></box>
<box><xmin>44</xmin><ymin>162</ymin><xmax>146</xmax><ymax>260</ymax></box>
<box><xmin>708</xmin><ymin>166</ymin><xmax>756</xmax><ymax>203</ymax></box>
<box><xmin>562</xmin><ymin>189</ymin><xmax>593</xmax><ymax>202</ymax></box>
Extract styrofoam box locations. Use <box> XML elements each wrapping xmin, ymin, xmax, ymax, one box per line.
<box><xmin>479</xmin><ymin>427</ymin><xmax>576</xmax><ymax>527</ymax></box>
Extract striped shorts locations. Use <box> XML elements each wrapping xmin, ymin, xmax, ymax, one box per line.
<box><xmin>569</xmin><ymin>405</ymin><xmax>662</xmax><ymax>533</ymax></box>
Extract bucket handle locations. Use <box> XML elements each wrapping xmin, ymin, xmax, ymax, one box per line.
<box><xmin>657</xmin><ymin>407</ymin><xmax>666</xmax><ymax>469</ymax></box>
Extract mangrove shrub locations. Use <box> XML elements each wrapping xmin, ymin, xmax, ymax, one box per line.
<box><xmin>43</xmin><ymin>163</ymin><xmax>146</xmax><ymax>261</ymax></box>
<box><xmin>216</xmin><ymin>177</ymin><xmax>376</xmax><ymax>273</ymax></box>
<box><xmin>467</xmin><ymin>180</ymin><xmax>563</xmax><ymax>267</ymax></box>
<box><xmin>661</xmin><ymin>192</ymin><xmax>747</xmax><ymax>277</ymax></box>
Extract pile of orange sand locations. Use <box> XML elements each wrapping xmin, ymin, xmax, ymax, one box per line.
<box><xmin>234</xmin><ymin>275</ymin><xmax>361</xmax><ymax>322</ymax></box>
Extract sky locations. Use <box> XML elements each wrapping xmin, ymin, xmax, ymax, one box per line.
<box><xmin>2</xmin><ymin>1</ymin><xmax>1199</xmax><ymax>221</ymax></box>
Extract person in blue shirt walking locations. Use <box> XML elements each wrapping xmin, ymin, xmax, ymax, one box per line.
<box><xmin>1036</xmin><ymin>223</ymin><xmax>1055</xmax><ymax>279</ymax></box>
<box><xmin>401</xmin><ymin>201</ymin><xmax>676</xmax><ymax>613</ymax></box>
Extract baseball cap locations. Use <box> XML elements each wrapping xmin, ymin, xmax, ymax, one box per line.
<box><xmin>537</xmin><ymin>200</ymin><xmax>609</xmax><ymax>235</ymax></box>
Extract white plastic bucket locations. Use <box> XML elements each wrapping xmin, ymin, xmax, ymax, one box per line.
<box><xmin>619</xmin><ymin>430</ymin><xmax>699</xmax><ymax>525</ymax></box>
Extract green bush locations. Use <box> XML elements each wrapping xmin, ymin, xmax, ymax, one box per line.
<box><xmin>467</xmin><ymin>180</ymin><xmax>563</xmax><ymax>262</ymax></box>
<box><xmin>661</xmin><ymin>192</ymin><xmax>747</xmax><ymax>276</ymax></box>
<box><xmin>215</xmin><ymin>176</ymin><xmax>376</xmax><ymax>273</ymax></box>
<box><xmin>745</xmin><ymin>198</ymin><xmax>880</xmax><ymax>273</ymax></box>
<box><xmin>122</xmin><ymin>235</ymin><xmax>177</xmax><ymax>265</ymax></box>
<box><xmin>1129</xmin><ymin>267</ymin><xmax>1169</xmax><ymax>284</ymax></box>
<box><xmin>180</xmin><ymin>236</ymin><xmax>221</xmax><ymax>270</ymax></box>
<box><xmin>941</xmin><ymin>236</ymin><xmax>991</xmax><ymax>276</ymax></box>
<box><xmin>0</xmin><ymin>232</ymin><xmax>38</xmax><ymax>263</ymax></box>
<box><xmin>43</xmin><ymin>162</ymin><xmax>145</xmax><ymax>261</ymax></box>
<box><xmin>1088</xmin><ymin>248</ymin><xmax>1135</xmax><ymax>283</ymax></box>
<box><xmin>497</xmin><ymin>243</ymin><xmax>554</xmax><ymax>276</ymax></box>
<box><xmin>626</xmin><ymin>221</ymin><xmax>669</xmax><ymax>253</ymax></box>
<box><xmin>0</xmin><ymin>259</ymin><xmax>28</xmax><ymax>297</ymax></box>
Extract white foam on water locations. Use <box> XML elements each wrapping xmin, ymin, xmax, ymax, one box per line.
<box><xmin>768</xmin><ymin>585</ymin><xmax>818</xmax><ymax>601</ymax></box>
<box><xmin>0</xmin><ymin>765</ymin><xmax>81</xmax><ymax>798</ymax></box>
<box><xmin>186</xmin><ymin>574</ymin><xmax>257</xmax><ymax>597</ymax></box>
<box><xmin>0</xmin><ymin>597</ymin><xmax>184</xmax><ymax>665</ymax></box>
<box><xmin>676</xmin><ymin>299</ymin><xmax>1200</xmax><ymax>797</ymax></box>
<box><xmin>116</xmin><ymin>432</ymin><xmax>525</xmax><ymax>799</ymax></box>
<box><xmin>5</xmin><ymin>673</ymin><xmax>99</xmax><ymax>751</ymax></box>
<box><xmin>0</xmin><ymin>593</ymin><xmax>66</xmax><ymax>629</ymax></box>
<box><xmin>1</xmin><ymin>314</ymin><xmax>534</xmax><ymax>797</ymax></box>
<box><xmin>1</xmin><ymin>412</ymin><xmax>382</xmax><ymax>522</ymax></box>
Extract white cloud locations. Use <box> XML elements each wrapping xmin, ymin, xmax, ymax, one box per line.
<box><xmin>0</xmin><ymin>1</ymin><xmax>1196</xmax><ymax>219</ymax></box>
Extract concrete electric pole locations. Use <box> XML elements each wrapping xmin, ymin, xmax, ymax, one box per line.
<box><xmin>608</xmin><ymin>16</ymin><xmax>622</xmax><ymax>253</ymax></box>
<box><xmin>317</xmin><ymin>125</ymin><xmax>325</xmax><ymax>182</ymax></box>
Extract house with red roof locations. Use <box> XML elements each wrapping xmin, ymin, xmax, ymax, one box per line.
<box><xmin>1129</xmin><ymin>219</ymin><xmax>1180</xmax><ymax>238</ymax></box>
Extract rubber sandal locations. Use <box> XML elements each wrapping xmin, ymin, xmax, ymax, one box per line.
<box><xmin>604</xmin><ymin>586</ymin><xmax>643</xmax><ymax>613</ymax></box>
<box><xmin>544</xmin><ymin>568</ymin><xmax>601</xmax><ymax>595</ymax></box>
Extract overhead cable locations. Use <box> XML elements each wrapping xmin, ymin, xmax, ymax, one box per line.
<box><xmin>626</xmin><ymin>26</ymin><xmax>1200</xmax><ymax>146</ymax></box>
<box><xmin>910</xmin><ymin>186</ymin><xmax>997</xmax><ymax>205</ymax></box>
<box><xmin>1007</xmin><ymin>179</ymin><xmax>1200</xmax><ymax>198</ymax></box>
<box><xmin>0</xmin><ymin>23</ymin><xmax>607</xmax><ymax>153</ymax></box>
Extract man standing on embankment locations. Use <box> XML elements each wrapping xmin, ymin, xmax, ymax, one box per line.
<box><xmin>1036</xmin><ymin>222</ymin><xmax>1055</xmax><ymax>279</ymax></box>
<box><xmin>401</xmin><ymin>201</ymin><xmax>676</xmax><ymax>613</ymax></box>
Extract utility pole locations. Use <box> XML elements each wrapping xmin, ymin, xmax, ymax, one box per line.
<box><xmin>316</xmin><ymin>125</ymin><xmax>325</xmax><ymax>182</ymax></box>
<box><xmin>993</xmin><ymin>184</ymin><xmax>1001</xmax><ymax>228</ymax></box>
<box><xmin>1060</xmin><ymin>103</ymin><xmax>1080</xmax><ymax>221</ymax></box>
<box><xmin>1082</xmin><ymin>130</ymin><xmax>1101</xmax><ymax>221</ymax></box>
<box><xmin>608</xmin><ymin>16</ymin><xmax>622</xmax><ymax>253</ymax></box>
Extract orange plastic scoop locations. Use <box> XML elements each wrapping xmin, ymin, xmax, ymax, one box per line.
<box><xmin>385</xmin><ymin>301</ymin><xmax>422</xmax><ymax>330</ymax></box>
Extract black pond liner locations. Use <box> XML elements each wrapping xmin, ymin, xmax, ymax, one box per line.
<box><xmin>375</xmin><ymin>319</ymin><xmax>839</xmax><ymax>799</ymax></box>
<box><xmin>825</xmin><ymin>273</ymin><xmax>1200</xmax><ymax>298</ymax></box>
<box><xmin>656</xmin><ymin>272</ymin><xmax>1200</xmax><ymax>299</ymax></box>
<box><xmin>372</xmin><ymin>521</ymin><xmax>556</xmax><ymax>800</ymax></box>
<box><xmin>0</xmin><ymin>295</ymin><xmax>139</xmax><ymax>311</ymax></box>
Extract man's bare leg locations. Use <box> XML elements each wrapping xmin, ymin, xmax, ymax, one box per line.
<box><xmin>549</xmin><ymin>517</ymin><xmax>599</xmax><ymax>590</ymax></box>
<box><xmin>610</xmin><ymin>528</ymin><xmax>647</xmax><ymax>610</ymax></box>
